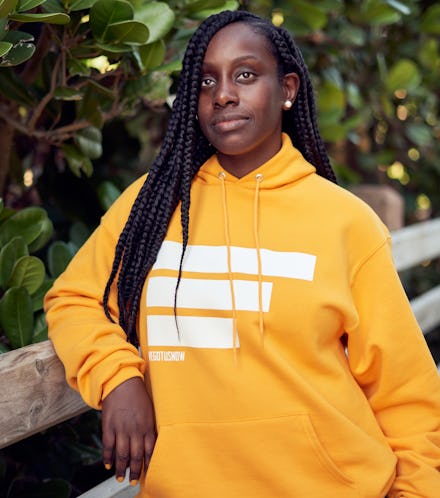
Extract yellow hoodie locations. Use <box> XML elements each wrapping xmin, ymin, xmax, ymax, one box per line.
<box><xmin>45</xmin><ymin>134</ymin><xmax>440</xmax><ymax>497</ymax></box>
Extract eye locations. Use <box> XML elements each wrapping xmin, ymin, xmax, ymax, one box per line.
<box><xmin>201</xmin><ymin>76</ymin><xmax>215</xmax><ymax>88</ymax></box>
<box><xmin>237</xmin><ymin>71</ymin><xmax>255</xmax><ymax>82</ymax></box>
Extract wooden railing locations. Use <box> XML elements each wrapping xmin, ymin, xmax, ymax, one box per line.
<box><xmin>1</xmin><ymin>217</ymin><xmax>440</xmax><ymax>498</ymax></box>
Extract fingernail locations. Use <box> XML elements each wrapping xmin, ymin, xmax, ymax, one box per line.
<box><xmin>117</xmin><ymin>476</ymin><xmax>124</xmax><ymax>483</ymax></box>
<box><xmin>104</xmin><ymin>463</ymin><xmax>111</xmax><ymax>470</ymax></box>
<box><xmin>130</xmin><ymin>479</ymin><xmax>138</xmax><ymax>487</ymax></box>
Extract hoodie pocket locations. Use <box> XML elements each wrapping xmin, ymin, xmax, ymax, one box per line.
<box><xmin>143</xmin><ymin>414</ymin><xmax>358</xmax><ymax>498</ymax></box>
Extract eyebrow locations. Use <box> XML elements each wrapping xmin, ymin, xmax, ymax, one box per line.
<box><xmin>202</xmin><ymin>55</ymin><xmax>261</xmax><ymax>68</ymax></box>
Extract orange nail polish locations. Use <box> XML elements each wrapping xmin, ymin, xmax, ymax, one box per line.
<box><xmin>130</xmin><ymin>480</ymin><xmax>138</xmax><ymax>486</ymax></box>
<box><xmin>117</xmin><ymin>476</ymin><xmax>124</xmax><ymax>483</ymax></box>
<box><xmin>104</xmin><ymin>463</ymin><xmax>111</xmax><ymax>470</ymax></box>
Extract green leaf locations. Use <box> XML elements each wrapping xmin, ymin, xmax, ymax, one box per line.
<box><xmin>53</xmin><ymin>86</ymin><xmax>83</xmax><ymax>100</ymax></box>
<box><xmin>0</xmin><ymin>207</ymin><xmax>49</xmax><ymax>247</ymax></box>
<box><xmin>288</xmin><ymin>0</ymin><xmax>328</xmax><ymax>31</ymax></box>
<box><xmin>0</xmin><ymin>68</ymin><xmax>35</xmax><ymax>106</ymax></box>
<box><xmin>32</xmin><ymin>278</ymin><xmax>54</xmax><ymax>311</ymax></box>
<box><xmin>28</xmin><ymin>216</ymin><xmax>53</xmax><ymax>253</ymax></box>
<box><xmin>421</xmin><ymin>5</ymin><xmax>440</xmax><ymax>35</ymax></box>
<box><xmin>69</xmin><ymin>221</ymin><xmax>90</xmax><ymax>248</ymax></box>
<box><xmin>42</xmin><ymin>0</ymin><xmax>64</xmax><ymax>12</ymax></box>
<box><xmin>406</xmin><ymin>123</ymin><xmax>433</xmax><ymax>147</ymax></box>
<box><xmin>94</xmin><ymin>40</ymin><xmax>132</xmax><ymax>53</ymax></box>
<box><xmin>9</xmin><ymin>12</ymin><xmax>70</xmax><ymax>24</ymax></box>
<box><xmin>0</xmin><ymin>236</ymin><xmax>28</xmax><ymax>288</ymax></box>
<box><xmin>346</xmin><ymin>82</ymin><xmax>363</xmax><ymax>109</ymax></box>
<box><xmin>105</xmin><ymin>20</ymin><xmax>149</xmax><ymax>44</ymax></box>
<box><xmin>47</xmin><ymin>240</ymin><xmax>75</xmax><ymax>278</ymax></box>
<box><xmin>336</xmin><ymin>23</ymin><xmax>366</xmax><ymax>46</ymax></box>
<box><xmin>62</xmin><ymin>144</ymin><xmax>93</xmax><ymax>177</ymax></box>
<box><xmin>134</xmin><ymin>39</ymin><xmax>165</xmax><ymax>72</ymax></box>
<box><xmin>134</xmin><ymin>2</ymin><xmax>175</xmax><ymax>43</ymax></box>
<box><xmin>419</xmin><ymin>38</ymin><xmax>439</xmax><ymax>70</ymax></box>
<box><xmin>317</xmin><ymin>81</ymin><xmax>346</xmax><ymax>126</ymax></box>
<box><xmin>0</xmin><ymin>287</ymin><xmax>33</xmax><ymax>349</ymax></box>
<box><xmin>32</xmin><ymin>312</ymin><xmax>48</xmax><ymax>343</ymax></box>
<box><xmin>0</xmin><ymin>40</ymin><xmax>35</xmax><ymax>67</ymax></box>
<box><xmin>183</xmin><ymin>0</ymin><xmax>226</xmax><ymax>13</ymax></box>
<box><xmin>0</xmin><ymin>343</ymin><xmax>11</xmax><ymax>353</ymax></box>
<box><xmin>69</xmin><ymin>0</ymin><xmax>98</xmax><ymax>10</ymax></box>
<box><xmin>97</xmin><ymin>180</ymin><xmax>121</xmax><ymax>211</ymax></box>
<box><xmin>0</xmin><ymin>41</ymin><xmax>12</xmax><ymax>57</ymax></box>
<box><xmin>0</xmin><ymin>18</ymin><xmax>7</xmax><ymax>40</ymax></box>
<box><xmin>77</xmin><ymin>82</ymin><xmax>108</xmax><ymax>127</ymax></box>
<box><xmin>0</xmin><ymin>206</ymin><xmax>14</xmax><ymax>225</ymax></box>
<box><xmin>385</xmin><ymin>0</ymin><xmax>411</xmax><ymax>15</ymax></box>
<box><xmin>189</xmin><ymin>0</ymin><xmax>238</xmax><ymax>19</ymax></box>
<box><xmin>75</xmin><ymin>126</ymin><xmax>102</xmax><ymax>159</ymax></box>
<box><xmin>385</xmin><ymin>59</ymin><xmax>421</xmax><ymax>93</ymax></box>
<box><xmin>362</xmin><ymin>2</ymin><xmax>401</xmax><ymax>25</ymax></box>
<box><xmin>3</xmin><ymin>29</ymin><xmax>34</xmax><ymax>43</ymax></box>
<box><xmin>122</xmin><ymin>69</ymin><xmax>171</xmax><ymax>104</ymax></box>
<box><xmin>320</xmin><ymin>122</ymin><xmax>347</xmax><ymax>142</ymax></box>
<box><xmin>67</xmin><ymin>58</ymin><xmax>91</xmax><ymax>76</ymax></box>
<box><xmin>17</xmin><ymin>0</ymin><xmax>46</xmax><ymax>11</ymax></box>
<box><xmin>0</xmin><ymin>0</ymin><xmax>18</xmax><ymax>18</ymax></box>
<box><xmin>8</xmin><ymin>256</ymin><xmax>45</xmax><ymax>295</ymax></box>
<box><xmin>90</xmin><ymin>0</ymin><xmax>134</xmax><ymax>40</ymax></box>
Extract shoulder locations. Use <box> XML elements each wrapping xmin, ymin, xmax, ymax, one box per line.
<box><xmin>312</xmin><ymin>175</ymin><xmax>389</xmax><ymax>232</ymax></box>
<box><xmin>100</xmin><ymin>173</ymin><xmax>148</xmax><ymax>232</ymax></box>
<box><xmin>303</xmin><ymin>175</ymin><xmax>391</xmax><ymax>266</ymax></box>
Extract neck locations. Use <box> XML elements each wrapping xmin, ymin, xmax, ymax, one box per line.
<box><xmin>216</xmin><ymin>137</ymin><xmax>283</xmax><ymax>179</ymax></box>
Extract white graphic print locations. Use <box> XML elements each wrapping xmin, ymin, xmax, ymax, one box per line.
<box><xmin>146</xmin><ymin>242</ymin><xmax>316</xmax><ymax>350</ymax></box>
<box><xmin>153</xmin><ymin>241</ymin><xmax>316</xmax><ymax>280</ymax></box>
<box><xmin>147</xmin><ymin>277</ymin><xmax>272</xmax><ymax>311</ymax></box>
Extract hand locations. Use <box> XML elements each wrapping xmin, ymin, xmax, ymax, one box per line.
<box><xmin>102</xmin><ymin>377</ymin><xmax>156</xmax><ymax>484</ymax></box>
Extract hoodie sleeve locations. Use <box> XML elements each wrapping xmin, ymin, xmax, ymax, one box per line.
<box><xmin>347</xmin><ymin>237</ymin><xmax>440</xmax><ymax>497</ymax></box>
<box><xmin>44</xmin><ymin>175</ymin><xmax>147</xmax><ymax>410</ymax></box>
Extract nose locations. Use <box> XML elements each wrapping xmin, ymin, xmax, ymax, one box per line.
<box><xmin>214</xmin><ymin>78</ymin><xmax>238</xmax><ymax>107</ymax></box>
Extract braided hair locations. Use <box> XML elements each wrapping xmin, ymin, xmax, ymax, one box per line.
<box><xmin>103</xmin><ymin>10</ymin><xmax>337</xmax><ymax>346</ymax></box>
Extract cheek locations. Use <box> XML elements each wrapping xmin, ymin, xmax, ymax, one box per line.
<box><xmin>197</xmin><ymin>98</ymin><xmax>210</xmax><ymax>133</ymax></box>
<box><xmin>254</xmin><ymin>88</ymin><xmax>283</xmax><ymax>121</ymax></box>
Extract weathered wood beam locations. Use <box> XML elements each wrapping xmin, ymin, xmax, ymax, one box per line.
<box><xmin>0</xmin><ymin>340</ymin><xmax>88</xmax><ymax>449</ymax></box>
<box><xmin>392</xmin><ymin>218</ymin><xmax>440</xmax><ymax>272</ymax></box>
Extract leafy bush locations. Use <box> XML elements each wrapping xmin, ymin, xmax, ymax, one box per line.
<box><xmin>0</xmin><ymin>198</ymin><xmax>85</xmax><ymax>351</ymax></box>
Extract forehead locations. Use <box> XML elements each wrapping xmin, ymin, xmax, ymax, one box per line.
<box><xmin>203</xmin><ymin>22</ymin><xmax>276</xmax><ymax>65</ymax></box>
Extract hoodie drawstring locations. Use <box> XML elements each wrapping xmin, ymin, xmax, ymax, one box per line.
<box><xmin>218</xmin><ymin>171</ymin><xmax>265</xmax><ymax>353</ymax></box>
<box><xmin>218</xmin><ymin>172</ymin><xmax>239</xmax><ymax>355</ymax></box>
<box><xmin>254</xmin><ymin>173</ymin><xmax>264</xmax><ymax>340</ymax></box>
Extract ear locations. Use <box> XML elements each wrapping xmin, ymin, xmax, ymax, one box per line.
<box><xmin>282</xmin><ymin>72</ymin><xmax>300</xmax><ymax>106</ymax></box>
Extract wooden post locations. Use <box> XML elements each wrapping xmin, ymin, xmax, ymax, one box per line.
<box><xmin>351</xmin><ymin>184</ymin><xmax>404</xmax><ymax>231</ymax></box>
<box><xmin>0</xmin><ymin>341</ymin><xmax>88</xmax><ymax>448</ymax></box>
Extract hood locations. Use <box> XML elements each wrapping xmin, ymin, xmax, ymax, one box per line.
<box><xmin>196</xmin><ymin>133</ymin><xmax>316</xmax><ymax>189</ymax></box>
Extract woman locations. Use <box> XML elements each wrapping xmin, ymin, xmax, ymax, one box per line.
<box><xmin>45</xmin><ymin>10</ymin><xmax>440</xmax><ymax>497</ymax></box>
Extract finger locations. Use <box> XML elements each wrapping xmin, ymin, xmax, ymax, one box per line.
<box><xmin>128</xmin><ymin>437</ymin><xmax>144</xmax><ymax>484</ymax></box>
<box><xmin>114</xmin><ymin>434</ymin><xmax>130</xmax><ymax>481</ymax></box>
<box><xmin>102</xmin><ymin>428</ymin><xmax>115</xmax><ymax>470</ymax></box>
<box><xmin>143</xmin><ymin>431</ymin><xmax>156</xmax><ymax>470</ymax></box>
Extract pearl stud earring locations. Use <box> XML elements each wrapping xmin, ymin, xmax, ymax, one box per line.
<box><xmin>283</xmin><ymin>100</ymin><xmax>292</xmax><ymax>110</ymax></box>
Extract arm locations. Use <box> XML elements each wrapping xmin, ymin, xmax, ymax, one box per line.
<box><xmin>44</xmin><ymin>175</ymin><xmax>155</xmax><ymax>481</ymax></box>
<box><xmin>347</xmin><ymin>238</ymin><xmax>440</xmax><ymax>497</ymax></box>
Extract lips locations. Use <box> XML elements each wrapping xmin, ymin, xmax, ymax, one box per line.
<box><xmin>211</xmin><ymin>113</ymin><xmax>249</xmax><ymax>132</ymax></box>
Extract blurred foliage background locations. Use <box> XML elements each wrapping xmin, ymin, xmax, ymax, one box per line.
<box><xmin>0</xmin><ymin>0</ymin><xmax>439</xmax><ymax>496</ymax></box>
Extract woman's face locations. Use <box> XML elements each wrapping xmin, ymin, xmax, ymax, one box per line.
<box><xmin>197</xmin><ymin>22</ymin><xmax>299</xmax><ymax>178</ymax></box>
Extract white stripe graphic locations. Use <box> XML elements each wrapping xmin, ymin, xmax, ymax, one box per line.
<box><xmin>147</xmin><ymin>315</ymin><xmax>238</xmax><ymax>348</ymax></box>
<box><xmin>153</xmin><ymin>241</ymin><xmax>316</xmax><ymax>281</ymax></box>
<box><xmin>147</xmin><ymin>277</ymin><xmax>272</xmax><ymax>311</ymax></box>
